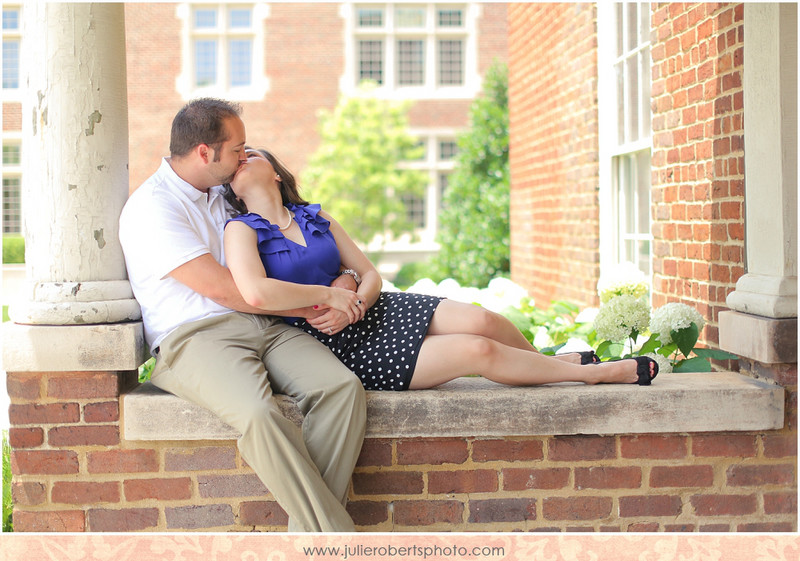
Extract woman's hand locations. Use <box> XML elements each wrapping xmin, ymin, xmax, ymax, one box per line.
<box><xmin>307</xmin><ymin>308</ymin><xmax>350</xmax><ymax>335</ymax></box>
<box><xmin>324</xmin><ymin>287</ymin><xmax>366</xmax><ymax>325</ymax></box>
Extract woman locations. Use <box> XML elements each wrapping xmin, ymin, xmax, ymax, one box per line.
<box><xmin>222</xmin><ymin>148</ymin><xmax>657</xmax><ymax>391</ymax></box>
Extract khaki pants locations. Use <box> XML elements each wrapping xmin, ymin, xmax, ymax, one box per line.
<box><xmin>151</xmin><ymin>312</ymin><xmax>366</xmax><ymax>532</ymax></box>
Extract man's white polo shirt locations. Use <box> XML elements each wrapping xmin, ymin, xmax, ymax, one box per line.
<box><xmin>119</xmin><ymin>158</ymin><xmax>233</xmax><ymax>353</ymax></box>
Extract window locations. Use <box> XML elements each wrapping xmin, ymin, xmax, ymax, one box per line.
<box><xmin>345</xmin><ymin>3</ymin><xmax>479</xmax><ymax>98</ymax></box>
<box><xmin>396</xmin><ymin>132</ymin><xmax>458</xmax><ymax>243</ymax></box>
<box><xmin>176</xmin><ymin>3</ymin><xmax>268</xmax><ymax>100</ymax></box>
<box><xmin>598</xmin><ymin>3</ymin><xmax>653</xmax><ymax>278</ymax></box>
<box><xmin>2</xmin><ymin>139</ymin><xmax>22</xmax><ymax>234</ymax></box>
<box><xmin>2</xmin><ymin>5</ymin><xmax>20</xmax><ymax>95</ymax></box>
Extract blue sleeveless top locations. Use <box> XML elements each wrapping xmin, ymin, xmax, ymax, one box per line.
<box><xmin>226</xmin><ymin>203</ymin><xmax>341</xmax><ymax>287</ymax></box>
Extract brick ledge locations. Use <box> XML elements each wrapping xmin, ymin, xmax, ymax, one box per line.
<box><xmin>122</xmin><ymin>372</ymin><xmax>784</xmax><ymax>440</ymax></box>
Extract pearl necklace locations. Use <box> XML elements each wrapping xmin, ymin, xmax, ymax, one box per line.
<box><xmin>277</xmin><ymin>206</ymin><xmax>293</xmax><ymax>231</ymax></box>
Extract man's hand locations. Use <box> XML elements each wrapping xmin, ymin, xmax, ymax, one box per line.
<box><xmin>331</xmin><ymin>272</ymin><xmax>358</xmax><ymax>292</ymax></box>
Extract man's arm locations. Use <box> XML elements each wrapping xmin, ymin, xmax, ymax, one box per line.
<box><xmin>168</xmin><ymin>253</ymin><xmax>321</xmax><ymax>318</ymax></box>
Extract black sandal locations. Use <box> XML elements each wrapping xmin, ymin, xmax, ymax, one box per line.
<box><xmin>625</xmin><ymin>356</ymin><xmax>659</xmax><ymax>385</ymax></box>
<box><xmin>577</xmin><ymin>350</ymin><xmax>601</xmax><ymax>365</ymax></box>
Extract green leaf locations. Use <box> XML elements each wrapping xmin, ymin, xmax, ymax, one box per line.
<box><xmin>673</xmin><ymin>357</ymin><xmax>712</xmax><ymax>372</ymax></box>
<box><xmin>539</xmin><ymin>343</ymin><xmax>564</xmax><ymax>356</ymax></box>
<box><xmin>637</xmin><ymin>333</ymin><xmax>660</xmax><ymax>355</ymax></box>
<box><xmin>657</xmin><ymin>342</ymin><xmax>677</xmax><ymax>358</ymax></box>
<box><xmin>671</xmin><ymin>323</ymin><xmax>699</xmax><ymax>358</ymax></box>
<box><xmin>691</xmin><ymin>348</ymin><xmax>739</xmax><ymax>361</ymax></box>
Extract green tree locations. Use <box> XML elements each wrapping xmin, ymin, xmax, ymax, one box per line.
<box><xmin>303</xmin><ymin>82</ymin><xmax>426</xmax><ymax>247</ymax></box>
<box><xmin>433</xmin><ymin>61</ymin><xmax>509</xmax><ymax>287</ymax></box>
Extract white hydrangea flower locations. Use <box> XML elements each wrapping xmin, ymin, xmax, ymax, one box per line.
<box><xmin>593</xmin><ymin>294</ymin><xmax>650</xmax><ymax>342</ymax></box>
<box><xmin>644</xmin><ymin>352</ymin><xmax>673</xmax><ymax>374</ymax></box>
<box><xmin>650</xmin><ymin>302</ymin><xmax>705</xmax><ymax>345</ymax></box>
<box><xmin>597</xmin><ymin>262</ymin><xmax>650</xmax><ymax>304</ymax></box>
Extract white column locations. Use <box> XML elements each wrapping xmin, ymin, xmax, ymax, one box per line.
<box><xmin>13</xmin><ymin>2</ymin><xmax>140</xmax><ymax>325</ymax></box>
<box><xmin>725</xmin><ymin>3</ymin><xmax>798</xmax><ymax>319</ymax></box>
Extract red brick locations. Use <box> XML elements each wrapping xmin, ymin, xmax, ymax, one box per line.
<box><xmin>8</xmin><ymin>427</ymin><xmax>44</xmax><ymax>448</ymax></box>
<box><xmin>738</xmin><ymin>522</ymin><xmax>795</xmax><ymax>532</ymax></box>
<box><xmin>6</xmin><ymin>373</ymin><xmax>42</xmax><ymax>400</ymax></box>
<box><xmin>726</xmin><ymin>464</ymin><xmax>795</xmax><ymax>487</ymax></box>
<box><xmin>87</xmin><ymin>449</ymin><xmax>158</xmax><ymax>473</ymax></box>
<box><xmin>575</xmin><ymin>467</ymin><xmax>641</xmax><ymax>489</ymax></box>
<box><xmin>690</xmin><ymin>494</ymin><xmax>757</xmax><ymax>516</ymax></box>
<box><xmin>473</xmin><ymin>439</ymin><xmax>543</xmax><ymax>462</ymax></box>
<box><xmin>628</xmin><ymin>521</ymin><xmax>661</xmax><ymax>532</ymax></box>
<box><xmin>239</xmin><ymin>500</ymin><xmax>289</xmax><ymax>527</ymax></box>
<box><xmin>352</xmin><ymin>471</ymin><xmax>423</xmax><ymax>495</ymax></box>
<box><xmin>548</xmin><ymin>436</ymin><xmax>616</xmax><ymax>461</ymax></box>
<box><xmin>84</xmin><ymin>401</ymin><xmax>120</xmax><ymax>423</ymax></box>
<box><xmin>619</xmin><ymin>495</ymin><xmax>682</xmax><ymax>517</ymax></box>
<box><xmin>692</xmin><ymin>434</ymin><xmax>757</xmax><ymax>457</ymax></box>
<box><xmin>700</xmin><ymin>523</ymin><xmax>731</xmax><ymax>532</ymax></box>
<box><xmin>468</xmin><ymin>498</ymin><xmax>536</xmax><ymax>524</ymax></box>
<box><xmin>12</xmin><ymin>481</ymin><xmax>46</xmax><ymax>505</ymax></box>
<box><xmin>347</xmin><ymin>500</ymin><xmax>389</xmax><ymax>527</ymax></box>
<box><xmin>651</xmin><ymin>465</ymin><xmax>715</xmax><ymax>488</ymax></box>
<box><xmin>165</xmin><ymin>446</ymin><xmax>237</xmax><ymax>471</ymax></box>
<box><xmin>12</xmin><ymin>450</ymin><xmax>79</xmax><ymax>475</ymax></box>
<box><xmin>52</xmin><ymin>481</ymin><xmax>120</xmax><ymax>504</ymax></box>
<box><xmin>395</xmin><ymin>500</ymin><xmax>463</xmax><ymax>526</ymax></box>
<box><xmin>47</xmin><ymin>372</ymin><xmax>120</xmax><ymax>399</ymax></box>
<box><xmin>542</xmin><ymin>497</ymin><xmax>613</xmax><ymax>521</ymax></box>
<box><xmin>197</xmin><ymin>474</ymin><xmax>268</xmax><ymax>498</ymax></box>
<box><xmin>88</xmin><ymin>508</ymin><xmax>160</xmax><ymax>532</ymax></box>
<box><xmin>763</xmin><ymin>434</ymin><xmax>797</xmax><ymax>458</ymax></box>
<box><xmin>428</xmin><ymin>470</ymin><xmax>497</xmax><ymax>494</ymax></box>
<box><xmin>124</xmin><ymin>477</ymin><xmax>193</xmax><ymax>501</ymax></box>
<box><xmin>397</xmin><ymin>439</ymin><xmax>468</xmax><ymax>465</ymax></box>
<box><xmin>166</xmin><ymin>504</ymin><xmax>235</xmax><ymax>530</ymax></box>
<box><xmin>49</xmin><ymin>425</ymin><xmax>120</xmax><ymax>447</ymax></box>
<box><xmin>503</xmin><ymin>468</ymin><xmax>569</xmax><ymax>491</ymax></box>
<box><xmin>9</xmin><ymin>402</ymin><xmax>80</xmax><ymax>425</ymax></box>
<box><xmin>357</xmin><ymin>439</ymin><xmax>392</xmax><ymax>466</ymax></box>
<box><xmin>13</xmin><ymin>509</ymin><xmax>85</xmax><ymax>532</ymax></box>
<box><xmin>665</xmin><ymin>524</ymin><xmax>696</xmax><ymax>532</ymax></box>
<box><xmin>764</xmin><ymin>492</ymin><xmax>798</xmax><ymax>515</ymax></box>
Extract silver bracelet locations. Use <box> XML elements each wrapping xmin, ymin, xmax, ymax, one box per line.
<box><xmin>339</xmin><ymin>269</ymin><xmax>362</xmax><ymax>286</ymax></box>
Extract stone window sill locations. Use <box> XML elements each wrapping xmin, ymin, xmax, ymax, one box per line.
<box><xmin>122</xmin><ymin>372</ymin><xmax>784</xmax><ymax>440</ymax></box>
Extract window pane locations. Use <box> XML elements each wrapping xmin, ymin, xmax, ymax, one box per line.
<box><xmin>229</xmin><ymin>8</ymin><xmax>251</xmax><ymax>29</ymax></box>
<box><xmin>2</xmin><ymin>144</ymin><xmax>20</xmax><ymax>165</ymax></box>
<box><xmin>438</xmin><ymin>40</ymin><xmax>463</xmax><ymax>85</ymax></box>
<box><xmin>229</xmin><ymin>39</ymin><xmax>251</xmax><ymax>86</ymax></box>
<box><xmin>640</xmin><ymin>47</ymin><xmax>651</xmax><ymax>138</ymax></box>
<box><xmin>3</xmin><ymin>39</ymin><xmax>19</xmax><ymax>89</ymax></box>
<box><xmin>357</xmin><ymin>8</ymin><xmax>383</xmax><ymax>27</ymax></box>
<box><xmin>401</xmin><ymin>194</ymin><xmax>426</xmax><ymax>228</ymax></box>
<box><xmin>626</xmin><ymin>55</ymin><xmax>639</xmax><ymax>142</ymax></box>
<box><xmin>2</xmin><ymin>8</ymin><xmax>19</xmax><ymax>30</ymax></box>
<box><xmin>2</xmin><ymin>177</ymin><xmax>21</xmax><ymax>234</ymax></box>
<box><xmin>396</xmin><ymin>7</ymin><xmax>425</xmax><ymax>28</ymax></box>
<box><xmin>640</xmin><ymin>3</ymin><xmax>650</xmax><ymax>45</ymax></box>
<box><xmin>398</xmin><ymin>40</ymin><xmax>424</xmax><ymax>85</ymax></box>
<box><xmin>438</xmin><ymin>8</ymin><xmax>463</xmax><ymax>27</ymax></box>
<box><xmin>615</xmin><ymin>61</ymin><xmax>625</xmax><ymax>143</ymax></box>
<box><xmin>439</xmin><ymin>140</ymin><xmax>457</xmax><ymax>160</ymax></box>
<box><xmin>194</xmin><ymin>8</ymin><xmax>217</xmax><ymax>29</ymax></box>
<box><xmin>636</xmin><ymin>150</ymin><xmax>651</xmax><ymax>234</ymax></box>
<box><xmin>627</xmin><ymin>2</ymin><xmax>638</xmax><ymax>50</ymax></box>
<box><xmin>439</xmin><ymin>173</ymin><xmax>449</xmax><ymax>210</ymax></box>
<box><xmin>615</xmin><ymin>3</ymin><xmax>624</xmax><ymax>57</ymax></box>
<box><xmin>358</xmin><ymin>40</ymin><xmax>383</xmax><ymax>84</ymax></box>
<box><xmin>195</xmin><ymin>39</ymin><xmax>217</xmax><ymax>86</ymax></box>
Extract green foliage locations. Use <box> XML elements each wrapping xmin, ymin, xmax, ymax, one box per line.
<box><xmin>501</xmin><ymin>297</ymin><xmax>598</xmax><ymax>352</ymax></box>
<box><xmin>138</xmin><ymin>357</ymin><xmax>155</xmax><ymax>383</ymax></box>
<box><xmin>302</xmin><ymin>82</ymin><xmax>427</xmax><ymax>247</ymax></box>
<box><xmin>392</xmin><ymin>260</ymin><xmax>442</xmax><ymax>290</ymax></box>
<box><xmin>2</xmin><ymin>306</ymin><xmax>8</xmax><ymax>323</ymax></box>
<box><xmin>433</xmin><ymin>61</ymin><xmax>509</xmax><ymax>288</ymax></box>
<box><xmin>3</xmin><ymin>431</ymin><xmax>12</xmax><ymax>532</ymax></box>
<box><xmin>2</xmin><ymin>235</ymin><xmax>24</xmax><ymax>264</ymax></box>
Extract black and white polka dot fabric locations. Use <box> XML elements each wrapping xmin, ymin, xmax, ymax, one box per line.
<box><xmin>291</xmin><ymin>292</ymin><xmax>443</xmax><ymax>391</ymax></box>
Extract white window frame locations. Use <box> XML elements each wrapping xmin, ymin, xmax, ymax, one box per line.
<box><xmin>597</xmin><ymin>2</ymin><xmax>653</xmax><ymax>282</ymax></box>
<box><xmin>2</xmin><ymin>134</ymin><xmax>23</xmax><ymax>235</ymax></box>
<box><xmin>340</xmin><ymin>2</ymin><xmax>482</xmax><ymax>100</ymax></box>
<box><xmin>2</xmin><ymin>4</ymin><xmax>22</xmax><ymax>101</ymax></box>
<box><xmin>176</xmin><ymin>2</ymin><xmax>269</xmax><ymax>101</ymax></box>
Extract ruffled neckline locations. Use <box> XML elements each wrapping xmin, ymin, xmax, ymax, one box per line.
<box><xmin>227</xmin><ymin>204</ymin><xmax>331</xmax><ymax>243</ymax></box>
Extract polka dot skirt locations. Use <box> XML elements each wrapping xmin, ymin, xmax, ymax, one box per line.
<box><xmin>292</xmin><ymin>292</ymin><xmax>444</xmax><ymax>391</ymax></box>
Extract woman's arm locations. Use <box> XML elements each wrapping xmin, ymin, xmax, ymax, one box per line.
<box><xmin>224</xmin><ymin>220</ymin><xmax>363</xmax><ymax>322</ymax></box>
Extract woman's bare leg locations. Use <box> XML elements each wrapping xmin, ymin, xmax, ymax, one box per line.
<box><xmin>426</xmin><ymin>300</ymin><xmax>592</xmax><ymax>364</ymax></box>
<box><xmin>408</xmin><ymin>334</ymin><xmax>655</xmax><ymax>389</ymax></box>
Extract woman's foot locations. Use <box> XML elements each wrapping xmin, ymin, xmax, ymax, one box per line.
<box><xmin>555</xmin><ymin>350</ymin><xmax>600</xmax><ymax>365</ymax></box>
<box><xmin>585</xmin><ymin>356</ymin><xmax>658</xmax><ymax>385</ymax></box>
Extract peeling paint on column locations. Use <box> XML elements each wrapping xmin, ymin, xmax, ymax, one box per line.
<box><xmin>93</xmin><ymin>229</ymin><xmax>106</xmax><ymax>249</ymax></box>
<box><xmin>32</xmin><ymin>108</ymin><xmax>37</xmax><ymax>135</ymax></box>
<box><xmin>71</xmin><ymin>283</ymin><xmax>81</xmax><ymax>297</ymax></box>
<box><xmin>85</xmin><ymin>110</ymin><xmax>102</xmax><ymax>136</ymax></box>
<box><xmin>68</xmin><ymin>184</ymin><xmax>77</xmax><ymax>191</ymax></box>
<box><xmin>97</xmin><ymin>165</ymin><xmax>105</xmax><ymax>171</ymax></box>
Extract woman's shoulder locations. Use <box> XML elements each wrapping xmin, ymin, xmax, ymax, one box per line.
<box><xmin>226</xmin><ymin>212</ymin><xmax>272</xmax><ymax>229</ymax></box>
<box><xmin>289</xmin><ymin>203</ymin><xmax>331</xmax><ymax>233</ymax></box>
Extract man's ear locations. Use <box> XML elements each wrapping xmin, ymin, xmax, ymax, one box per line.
<box><xmin>196</xmin><ymin>143</ymin><xmax>211</xmax><ymax>164</ymax></box>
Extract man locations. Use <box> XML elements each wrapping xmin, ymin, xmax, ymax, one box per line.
<box><xmin>119</xmin><ymin>98</ymin><xmax>366</xmax><ymax>532</ymax></box>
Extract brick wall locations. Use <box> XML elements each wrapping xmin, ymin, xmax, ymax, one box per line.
<box><xmin>9</xmin><ymin>370</ymin><xmax>795</xmax><ymax>532</ymax></box>
<box><xmin>650</xmin><ymin>3</ymin><xmax>745</xmax><ymax>349</ymax></box>
<box><xmin>508</xmin><ymin>3</ymin><xmax>600</xmax><ymax>308</ymax></box>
